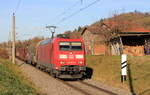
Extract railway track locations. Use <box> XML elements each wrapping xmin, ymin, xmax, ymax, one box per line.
<box><xmin>35</xmin><ymin>66</ymin><xmax>119</xmax><ymax>95</ymax></box>
<box><xmin>61</xmin><ymin>80</ymin><xmax>118</xmax><ymax>95</ymax></box>
<box><xmin>16</xmin><ymin>59</ymin><xmax>118</xmax><ymax>95</ymax></box>
<box><xmin>78</xmin><ymin>81</ymin><xmax>118</xmax><ymax>95</ymax></box>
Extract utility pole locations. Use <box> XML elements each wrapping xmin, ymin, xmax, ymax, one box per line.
<box><xmin>12</xmin><ymin>13</ymin><xmax>16</xmax><ymax>64</ymax></box>
<box><xmin>46</xmin><ymin>26</ymin><xmax>57</xmax><ymax>38</ymax></box>
<box><xmin>81</xmin><ymin>0</ymin><xmax>83</xmax><ymax>4</ymax></box>
<box><xmin>8</xmin><ymin>31</ymin><xmax>12</xmax><ymax>60</ymax></box>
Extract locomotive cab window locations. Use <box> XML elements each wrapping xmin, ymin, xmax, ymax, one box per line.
<box><xmin>59</xmin><ymin>42</ymin><xmax>82</xmax><ymax>51</ymax></box>
<box><xmin>59</xmin><ymin>42</ymin><xmax>70</xmax><ymax>51</ymax></box>
<box><xmin>71</xmin><ymin>42</ymin><xmax>82</xmax><ymax>50</ymax></box>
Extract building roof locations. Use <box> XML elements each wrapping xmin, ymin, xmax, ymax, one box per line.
<box><xmin>103</xmin><ymin>20</ymin><xmax>150</xmax><ymax>33</ymax></box>
<box><xmin>123</xmin><ymin>26</ymin><xmax>150</xmax><ymax>33</ymax></box>
<box><xmin>81</xmin><ymin>25</ymin><xmax>109</xmax><ymax>35</ymax></box>
<box><xmin>86</xmin><ymin>26</ymin><xmax>102</xmax><ymax>34</ymax></box>
<box><xmin>81</xmin><ymin>20</ymin><xmax>150</xmax><ymax>37</ymax></box>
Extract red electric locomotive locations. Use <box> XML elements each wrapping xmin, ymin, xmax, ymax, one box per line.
<box><xmin>36</xmin><ymin>37</ymin><xmax>86</xmax><ymax>78</ymax></box>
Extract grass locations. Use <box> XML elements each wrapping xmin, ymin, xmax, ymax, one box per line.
<box><xmin>86</xmin><ymin>55</ymin><xmax>150</xmax><ymax>95</ymax></box>
<box><xmin>0</xmin><ymin>58</ymin><xmax>37</xmax><ymax>95</ymax></box>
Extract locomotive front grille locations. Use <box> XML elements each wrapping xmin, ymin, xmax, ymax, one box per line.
<box><xmin>60</xmin><ymin>65</ymin><xmax>86</xmax><ymax>71</ymax></box>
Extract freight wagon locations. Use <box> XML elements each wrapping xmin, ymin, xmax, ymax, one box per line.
<box><xmin>26</xmin><ymin>45</ymin><xmax>37</xmax><ymax>66</ymax></box>
<box><xmin>16</xmin><ymin>46</ymin><xmax>28</xmax><ymax>62</ymax></box>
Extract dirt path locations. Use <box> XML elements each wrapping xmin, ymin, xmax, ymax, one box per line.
<box><xmin>16</xmin><ymin>59</ymin><xmax>132</xmax><ymax>95</ymax></box>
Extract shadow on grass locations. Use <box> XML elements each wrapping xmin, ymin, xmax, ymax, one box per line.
<box><xmin>127</xmin><ymin>64</ymin><xmax>136</xmax><ymax>95</ymax></box>
<box><xmin>139</xmin><ymin>89</ymin><xmax>150</xmax><ymax>95</ymax></box>
<box><xmin>84</xmin><ymin>67</ymin><xmax>93</xmax><ymax>79</ymax></box>
<box><xmin>18</xmin><ymin>62</ymin><xmax>24</xmax><ymax>67</ymax></box>
<box><xmin>134</xmin><ymin>73</ymin><xmax>150</xmax><ymax>81</ymax></box>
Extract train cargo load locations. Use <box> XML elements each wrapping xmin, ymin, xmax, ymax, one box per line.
<box><xmin>36</xmin><ymin>37</ymin><xmax>86</xmax><ymax>79</ymax></box>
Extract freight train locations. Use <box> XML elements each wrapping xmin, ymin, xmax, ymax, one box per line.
<box><xmin>16</xmin><ymin>36</ymin><xmax>86</xmax><ymax>79</ymax></box>
<box><xmin>16</xmin><ymin>46</ymin><xmax>28</xmax><ymax>62</ymax></box>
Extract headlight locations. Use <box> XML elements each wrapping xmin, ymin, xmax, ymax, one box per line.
<box><xmin>78</xmin><ymin>61</ymin><xmax>83</xmax><ymax>64</ymax></box>
<box><xmin>76</xmin><ymin>55</ymin><xmax>84</xmax><ymax>59</ymax></box>
<box><xmin>60</xmin><ymin>61</ymin><xmax>65</xmax><ymax>64</ymax></box>
<box><xmin>59</xmin><ymin>55</ymin><xmax>67</xmax><ymax>59</ymax></box>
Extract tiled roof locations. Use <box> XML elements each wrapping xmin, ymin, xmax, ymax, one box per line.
<box><xmin>86</xmin><ymin>26</ymin><xmax>102</xmax><ymax>34</ymax></box>
<box><xmin>103</xmin><ymin>21</ymin><xmax>150</xmax><ymax>33</ymax></box>
<box><xmin>124</xmin><ymin>27</ymin><xmax>150</xmax><ymax>33</ymax></box>
<box><xmin>84</xmin><ymin>25</ymin><xmax>110</xmax><ymax>34</ymax></box>
<box><xmin>81</xmin><ymin>20</ymin><xmax>150</xmax><ymax>36</ymax></box>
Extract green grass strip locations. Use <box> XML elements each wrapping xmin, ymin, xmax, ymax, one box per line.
<box><xmin>0</xmin><ymin>58</ymin><xmax>37</xmax><ymax>95</ymax></box>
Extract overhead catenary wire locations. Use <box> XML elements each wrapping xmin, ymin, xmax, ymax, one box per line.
<box><xmin>58</xmin><ymin>0</ymin><xmax>81</xmax><ymax>17</ymax></box>
<box><xmin>14</xmin><ymin>0</ymin><xmax>22</xmax><ymax>14</ymax></box>
<box><xmin>55</xmin><ymin>0</ymin><xmax>101</xmax><ymax>25</ymax></box>
<box><xmin>51</xmin><ymin>0</ymin><xmax>82</xmax><ymax>22</ymax></box>
<box><xmin>81</xmin><ymin>0</ymin><xmax>83</xmax><ymax>4</ymax></box>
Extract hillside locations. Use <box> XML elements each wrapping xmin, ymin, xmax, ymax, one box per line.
<box><xmin>64</xmin><ymin>11</ymin><xmax>150</xmax><ymax>38</ymax></box>
<box><xmin>93</xmin><ymin>11</ymin><xmax>150</xmax><ymax>29</ymax></box>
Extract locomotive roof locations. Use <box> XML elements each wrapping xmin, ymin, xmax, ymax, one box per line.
<box><xmin>39</xmin><ymin>38</ymin><xmax>52</xmax><ymax>45</ymax></box>
<box><xmin>38</xmin><ymin>37</ymin><xmax>82</xmax><ymax>46</ymax></box>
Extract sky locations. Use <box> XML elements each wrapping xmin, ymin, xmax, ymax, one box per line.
<box><xmin>0</xmin><ymin>0</ymin><xmax>150</xmax><ymax>42</ymax></box>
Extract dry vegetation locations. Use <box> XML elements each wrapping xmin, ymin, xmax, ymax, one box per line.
<box><xmin>86</xmin><ymin>55</ymin><xmax>150</xmax><ymax>95</ymax></box>
<box><xmin>64</xmin><ymin>11</ymin><xmax>150</xmax><ymax>39</ymax></box>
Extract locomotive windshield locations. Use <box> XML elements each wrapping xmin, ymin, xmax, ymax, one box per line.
<box><xmin>59</xmin><ymin>42</ymin><xmax>82</xmax><ymax>51</ymax></box>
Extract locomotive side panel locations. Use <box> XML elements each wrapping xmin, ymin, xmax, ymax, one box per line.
<box><xmin>36</xmin><ymin>39</ymin><xmax>54</xmax><ymax>72</ymax></box>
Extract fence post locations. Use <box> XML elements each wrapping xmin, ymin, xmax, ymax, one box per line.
<box><xmin>121</xmin><ymin>54</ymin><xmax>127</xmax><ymax>83</ymax></box>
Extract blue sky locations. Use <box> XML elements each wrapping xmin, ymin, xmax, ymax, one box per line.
<box><xmin>0</xmin><ymin>0</ymin><xmax>150</xmax><ymax>42</ymax></box>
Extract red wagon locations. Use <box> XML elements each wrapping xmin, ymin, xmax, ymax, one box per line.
<box><xmin>16</xmin><ymin>47</ymin><xmax>28</xmax><ymax>62</ymax></box>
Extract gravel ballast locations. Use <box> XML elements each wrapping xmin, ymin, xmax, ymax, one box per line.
<box><xmin>16</xmin><ymin>59</ymin><xmax>132</xmax><ymax>95</ymax></box>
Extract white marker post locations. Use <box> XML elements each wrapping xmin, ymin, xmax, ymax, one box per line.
<box><xmin>121</xmin><ymin>54</ymin><xmax>127</xmax><ymax>83</ymax></box>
